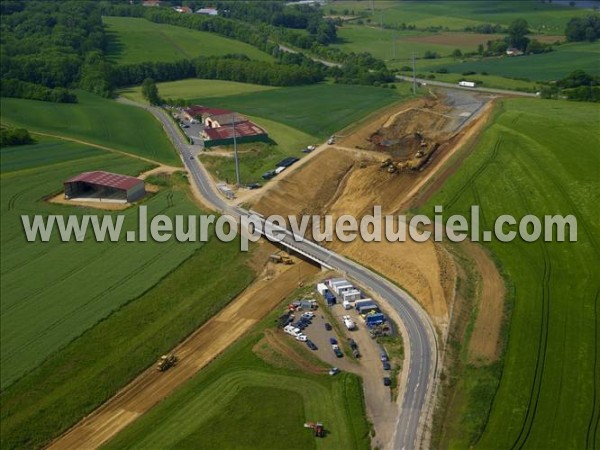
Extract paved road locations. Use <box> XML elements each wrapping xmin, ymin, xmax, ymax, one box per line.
<box><xmin>132</xmin><ymin>100</ymin><xmax>438</xmax><ymax>449</ymax></box>
<box><xmin>395</xmin><ymin>74</ymin><xmax>539</xmax><ymax>97</ymax></box>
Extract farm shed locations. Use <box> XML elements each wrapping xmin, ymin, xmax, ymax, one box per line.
<box><xmin>202</xmin><ymin>120</ymin><xmax>269</xmax><ymax>148</ymax></box>
<box><xmin>64</xmin><ymin>171</ymin><xmax>145</xmax><ymax>203</ymax></box>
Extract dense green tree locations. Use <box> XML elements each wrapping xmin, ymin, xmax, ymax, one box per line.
<box><xmin>0</xmin><ymin>127</ymin><xmax>35</xmax><ymax>147</ymax></box>
<box><xmin>565</xmin><ymin>15</ymin><xmax>600</xmax><ymax>42</ymax></box>
<box><xmin>141</xmin><ymin>78</ymin><xmax>161</xmax><ymax>105</ymax></box>
<box><xmin>506</xmin><ymin>18</ymin><xmax>530</xmax><ymax>50</ymax></box>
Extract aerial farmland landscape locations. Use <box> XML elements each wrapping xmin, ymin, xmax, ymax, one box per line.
<box><xmin>0</xmin><ymin>1</ymin><xmax>598</xmax><ymax>450</ymax></box>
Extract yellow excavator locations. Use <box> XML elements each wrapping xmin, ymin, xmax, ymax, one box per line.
<box><xmin>157</xmin><ymin>354</ymin><xmax>178</xmax><ymax>372</ymax></box>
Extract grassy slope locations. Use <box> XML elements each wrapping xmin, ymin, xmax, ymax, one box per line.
<box><xmin>119</xmin><ymin>79</ymin><xmax>279</xmax><ymax>104</ymax></box>
<box><xmin>1</xmin><ymin>92</ymin><xmax>180</xmax><ymax>166</ymax></box>
<box><xmin>103</xmin><ymin>16</ymin><xmax>273</xmax><ymax>64</ymax></box>
<box><xmin>426</xmin><ymin>41</ymin><xmax>600</xmax><ymax>81</ymax></box>
<box><xmin>422</xmin><ymin>99</ymin><xmax>599</xmax><ymax>449</ymax></box>
<box><xmin>0</xmin><ymin>138</ymin><xmax>197</xmax><ymax>387</ymax></box>
<box><xmin>191</xmin><ymin>83</ymin><xmax>410</xmax><ymax>138</ymax></box>
<box><xmin>103</xmin><ymin>307</ymin><xmax>370</xmax><ymax>450</ymax></box>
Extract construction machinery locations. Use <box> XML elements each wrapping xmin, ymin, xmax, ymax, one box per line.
<box><xmin>157</xmin><ymin>354</ymin><xmax>178</xmax><ymax>372</ymax></box>
<box><xmin>269</xmin><ymin>254</ymin><xmax>294</xmax><ymax>265</ymax></box>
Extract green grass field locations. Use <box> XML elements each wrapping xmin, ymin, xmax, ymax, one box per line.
<box><xmin>103</xmin><ymin>306</ymin><xmax>370</xmax><ymax>450</ymax></box>
<box><xmin>190</xmin><ymin>83</ymin><xmax>410</xmax><ymax>138</ymax></box>
<box><xmin>329</xmin><ymin>1</ymin><xmax>592</xmax><ymax>34</ymax></box>
<box><xmin>103</xmin><ymin>16</ymin><xmax>273</xmax><ymax>64</ymax></box>
<box><xmin>421</xmin><ymin>99</ymin><xmax>599</xmax><ymax>449</ymax></box>
<box><xmin>406</xmin><ymin>70</ymin><xmax>541</xmax><ymax>92</ymax></box>
<box><xmin>200</xmin><ymin>115</ymin><xmax>315</xmax><ymax>184</ymax></box>
<box><xmin>119</xmin><ymin>79</ymin><xmax>279</xmax><ymax>104</ymax></box>
<box><xmin>424</xmin><ymin>41</ymin><xmax>600</xmax><ymax>81</ymax></box>
<box><xmin>0</xmin><ymin>137</ymin><xmax>200</xmax><ymax>388</ymax></box>
<box><xmin>1</xmin><ymin>92</ymin><xmax>180</xmax><ymax>165</ymax></box>
<box><xmin>0</xmin><ymin>138</ymin><xmax>257</xmax><ymax>449</ymax></box>
<box><xmin>334</xmin><ymin>25</ymin><xmax>505</xmax><ymax>61</ymax></box>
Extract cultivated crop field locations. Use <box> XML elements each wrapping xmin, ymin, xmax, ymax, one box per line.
<box><xmin>104</xmin><ymin>16</ymin><xmax>273</xmax><ymax>64</ymax></box>
<box><xmin>1</xmin><ymin>92</ymin><xmax>180</xmax><ymax>165</ymax></box>
<box><xmin>333</xmin><ymin>25</ymin><xmax>505</xmax><ymax>61</ymax></box>
<box><xmin>120</xmin><ymin>79</ymin><xmax>279</xmax><ymax>104</ymax></box>
<box><xmin>329</xmin><ymin>1</ymin><xmax>591</xmax><ymax>33</ymax></box>
<box><xmin>0</xmin><ymin>138</ymin><xmax>258</xmax><ymax>449</ymax></box>
<box><xmin>0</xmin><ymin>137</ymin><xmax>200</xmax><ymax>388</ymax></box>
<box><xmin>190</xmin><ymin>83</ymin><xmax>411</xmax><ymax>138</ymax></box>
<box><xmin>422</xmin><ymin>99</ymin><xmax>599</xmax><ymax>449</ymax></box>
<box><xmin>426</xmin><ymin>41</ymin><xmax>600</xmax><ymax>81</ymax></box>
<box><xmin>103</xmin><ymin>309</ymin><xmax>370</xmax><ymax>450</ymax></box>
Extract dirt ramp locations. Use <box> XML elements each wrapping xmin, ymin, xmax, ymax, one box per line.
<box><xmin>253</xmin><ymin>148</ymin><xmax>355</xmax><ymax>217</ymax></box>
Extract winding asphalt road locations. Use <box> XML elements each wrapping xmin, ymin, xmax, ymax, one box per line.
<box><xmin>130</xmin><ymin>101</ymin><xmax>438</xmax><ymax>449</ymax></box>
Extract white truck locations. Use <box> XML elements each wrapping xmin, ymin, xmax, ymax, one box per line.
<box><xmin>343</xmin><ymin>315</ymin><xmax>357</xmax><ymax>330</ymax></box>
<box><xmin>459</xmin><ymin>81</ymin><xmax>476</xmax><ymax>88</ymax></box>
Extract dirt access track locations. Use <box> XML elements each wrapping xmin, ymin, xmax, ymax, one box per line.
<box><xmin>47</xmin><ymin>250</ymin><xmax>319</xmax><ymax>450</ymax></box>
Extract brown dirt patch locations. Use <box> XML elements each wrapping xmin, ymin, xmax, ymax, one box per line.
<box><xmin>462</xmin><ymin>241</ymin><xmax>505</xmax><ymax>363</ymax></box>
<box><xmin>47</xmin><ymin>194</ymin><xmax>132</xmax><ymax>211</ymax></box>
<box><xmin>253</xmin><ymin>329</ymin><xmax>325</xmax><ymax>374</ymax></box>
<box><xmin>48</xmin><ymin>256</ymin><xmax>319</xmax><ymax>450</ymax></box>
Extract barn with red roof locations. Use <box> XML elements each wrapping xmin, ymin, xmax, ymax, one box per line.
<box><xmin>64</xmin><ymin>171</ymin><xmax>146</xmax><ymax>203</ymax></box>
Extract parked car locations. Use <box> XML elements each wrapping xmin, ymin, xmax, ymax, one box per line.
<box><xmin>275</xmin><ymin>166</ymin><xmax>287</xmax><ymax>175</ymax></box>
<box><xmin>352</xmin><ymin>349</ymin><xmax>361</xmax><ymax>359</ymax></box>
<box><xmin>246</xmin><ymin>182</ymin><xmax>261</xmax><ymax>190</ymax></box>
<box><xmin>333</xmin><ymin>347</ymin><xmax>344</xmax><ymax>358</ymax></box>
<box><xmin>380</xmin><ymin>351</ymin><xmax>389</xmax><ymax>362</ymax></box>
<box><xmin>329</xmin><ymin>337</ymin><xmax>338</xmax><ymax>345</ymax></box>
<box><xmin>383</xmin><ymin>377</ymin><xmax>391</xmax><ymax>387</ymax></box>
<box><xmin>348</xmin><ymin>338</ymin><xmax>358</xmax><ymax>350</ymax></box>
<box><xmin>328</xmin><ymin>367</ymin><xmax>340</xmax><ymax>376</ymax></box>
<box><xmin>382</xmin><ymin>361</ymin><xmax>391</xmax><ymax>371</ymax></box>
<box><xmin>276</xmin><ymin>156</ymin><xmax>300</xmax><ymax>168</ymax></box>
<box><xmin>306</xmin><ymin>340</ymin><xmax>318</xmax><ymax>350</ymax></box>
<box><xmin>296</xmin><ymin>334</ymin><xmax>307</xmax><ymax>342</ymax></box>
<box><xmin>262</xmin><ymin>170</ymin><xmax>276</xmax><ymax>180</ymax></box>
<box><xmin>302</xmin><ymin>312</ymin><xmax>315</xmax><ymax>319</ymax></box>
<box><xmin>324</xmin><ymin>323</ymin><xmax>332</xmax><ymax>331</ymax></box>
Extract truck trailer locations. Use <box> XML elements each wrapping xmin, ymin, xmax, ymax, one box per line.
<box><xmin>459</xmin><ymin>81</ymin><xmax>476</xmax><ymax>88</ymax></box>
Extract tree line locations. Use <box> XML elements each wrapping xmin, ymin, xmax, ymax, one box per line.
<box><xmin>1</xmin><ymin>1</ymin><xmax>395</xmax><ymax>104</ymax></box>
<box><xmin>112</xmin><ymin>54</ymin><xmax>324</xmax><ymax>88</ymax></box>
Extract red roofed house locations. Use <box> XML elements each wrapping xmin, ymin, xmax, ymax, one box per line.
<box><xmin>64</xmin><ymin>171</ymin><xmax>146</xmax><ymax>203</ymax></box>
<box><xmin>183</xmin><ymin>105</ymin><xmax>269</xmax><ymax>148</ymax></box>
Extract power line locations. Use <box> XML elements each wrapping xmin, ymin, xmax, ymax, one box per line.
<box><xmin>412</xmin><ymin>51</ymin><xmax>417</xmax><ymax>95</ymax></box>
<box><xmin>232</xmin><ymin>113</ymin><xmax>240</xmax><ymax>187</ymax></box>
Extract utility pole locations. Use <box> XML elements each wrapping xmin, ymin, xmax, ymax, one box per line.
<box><xmin>412</xmin><ymin>52</ymin><xmax>417</xmax><ymax>95</ymax></box>
<box><xmin>232</xmin><ymin>113</ymin><xmax>240</xmax><ymax>186</ymax></box>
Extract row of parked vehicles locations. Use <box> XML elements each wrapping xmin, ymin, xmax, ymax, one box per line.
<box><xmin>262</xmin><ymin>156</ymin><xmax>300</xmax><ymax>180</ymax></box>
<box><xmin>283</xmin><ymin>311</ymin><xmax>315</xmax><ymax>342</ymax></box>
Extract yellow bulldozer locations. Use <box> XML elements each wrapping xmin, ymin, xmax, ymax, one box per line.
<box><xmin>157</xmin><ymin>354</ymin><xmax>178</xmax><ymax>372</ymax></box>
<box><xmin>269</xmin><ymin>254</ymin><xmax>294</xmax><ymax>265</ymax></box>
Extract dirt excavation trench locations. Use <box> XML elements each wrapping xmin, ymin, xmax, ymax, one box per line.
<box><xmin>47</xmin><ymin>249</ymin><xmax>319</xmax><ymax>450</ymax></box>
<box><xmin>252</xmin><ymin>88</ymin><xmax>505</xmax><ymax>343</ymax></box>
